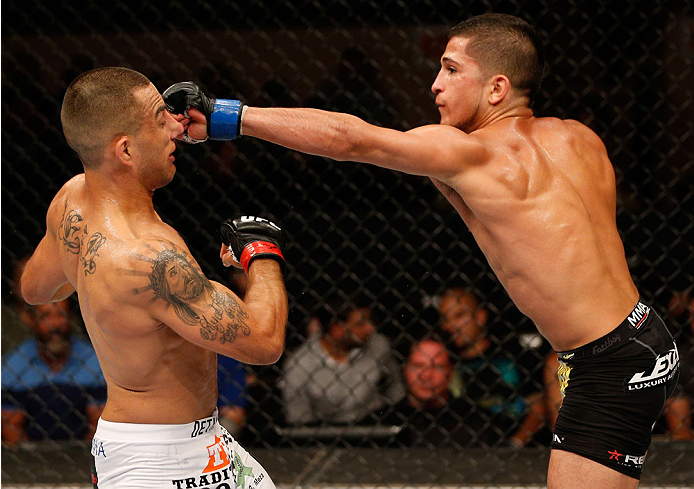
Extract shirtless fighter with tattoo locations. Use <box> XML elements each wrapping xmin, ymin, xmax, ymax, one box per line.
<box><xmin>20</xmin><ymin>67</ymin><xmax>287</xmax><ymax>489</ymax></box>
<box><xmin>164</xmin><ymin>13</ymin><xmax>678</xmax><ymax>489</ymax></box>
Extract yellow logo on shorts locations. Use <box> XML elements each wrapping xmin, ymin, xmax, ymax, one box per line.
<box><xmin>557</xmin><ymin>360</ymin><xmax>572</xmax><ymax>398</ymax></box>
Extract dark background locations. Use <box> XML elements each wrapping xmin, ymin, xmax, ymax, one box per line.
<box><xmin>2</xmin><ymin>0</ymin><xmax>693</xmax><ymax>485</ymax></box>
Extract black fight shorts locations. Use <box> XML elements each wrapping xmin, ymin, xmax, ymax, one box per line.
<box><xmin>550</xmin><ymin>299</ymin><xmax>679</xmax><ymax>480</ymax></box>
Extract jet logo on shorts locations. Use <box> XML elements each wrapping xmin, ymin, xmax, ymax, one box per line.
<box><xmin>625</xmin><ymin>348</ymin><xmax>679</xmax><ymax>391</ymax></box>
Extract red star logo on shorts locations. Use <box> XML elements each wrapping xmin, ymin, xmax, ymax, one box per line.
<box><xmin>607</xmin><ymin>449</ymin><xmax>624</xmax><ymax>461</ymax></box>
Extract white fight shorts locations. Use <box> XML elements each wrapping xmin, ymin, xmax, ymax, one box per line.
<box><xmin>90</xmin><ymin>409</ymin><xmax>274</xmax><ymax>489</ymax></box>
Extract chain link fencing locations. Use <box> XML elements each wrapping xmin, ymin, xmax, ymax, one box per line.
<box><xmin>2</xmin><ymin>0</ymin><xmax>693</xmax><ymax>487</ymax></box>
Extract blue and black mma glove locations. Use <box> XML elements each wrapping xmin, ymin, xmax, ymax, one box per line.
<box><xmin>163</xmin><ymin>81</ymin><xmax>245</xmax><ymax>143</ymax></box>
<box><xmin>220</xmin><ymin>216</ymin><xmax>286</xmax><ymax>275</ymax></box>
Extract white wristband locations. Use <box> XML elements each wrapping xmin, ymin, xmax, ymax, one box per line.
<box><xmin>239</xmin><ymin>105</ymin><xmax>249</xmax><ymax>136</ymax></box>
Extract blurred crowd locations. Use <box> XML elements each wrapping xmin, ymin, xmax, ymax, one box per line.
<box><xmin>4</xmin><ymin>259</ymin><xmax>692</xmax><ymax>449</ymax></box>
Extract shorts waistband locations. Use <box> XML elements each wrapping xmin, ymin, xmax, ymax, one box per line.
<box><xmin>95</xmin><ymin>409</ymin><xmax>219</xmax><ymax>442</ymax></box>
<box><xmin>557</xmin><ymin>299</ymin><xmax>652</xmax><ymax>361</ymax></box>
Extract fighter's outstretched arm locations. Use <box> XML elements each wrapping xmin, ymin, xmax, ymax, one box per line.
<box><xmin>162</xmin><ymin>82</ymin><xmax>488</xmax><ymax>179</ymax></box>
<box><xmin>242</xmin><ymin>107</ymin><xmax>488</xmax><ymax>178</ymax></box>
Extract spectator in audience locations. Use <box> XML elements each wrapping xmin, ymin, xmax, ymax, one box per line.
<box><xmin>4</xmin><ymin>258</ymin><xmax>34</xmax><ymax>349</ymax></box>
<box><xmin>281</xmin><ymin>297</ymin><xmax>405</xmax><ymax>425</ymax></box>
<box><xmin>437</xmin><ymin>286</ymin><xmax>548</xmax><ymax>447</ymax></box>
<box><xmin>1</xmin><ymin>298</ymin><xmax>105</xmax><ymax>444</ymax></box>
<box><xmin>396</xmin><ymin>338</ymin><xmax>472</xmax><ymax>446</ymax></box>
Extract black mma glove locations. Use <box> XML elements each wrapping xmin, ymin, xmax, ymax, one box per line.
<box><xmin>162</xmin><ymin>81</ymin><xmax>245</xmax><ymax>143</ymax></box>
<box><xmin>220</xmin><ymin>216</ymin><xmax>286</xmax><ymax>274</ymax></box>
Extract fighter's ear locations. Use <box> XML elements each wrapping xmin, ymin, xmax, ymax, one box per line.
<box><xmin>114</xmin><ymin>136</ymin><xmax>133</xmax><ymax>167</ymax></box>
<box><xmin>488</xmin><ymin>74</ymin><xmax>511</xmax><ymax>105</ymax></box>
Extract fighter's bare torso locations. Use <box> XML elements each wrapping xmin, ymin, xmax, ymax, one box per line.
<box><xmin>433</xmin><ymin>115</ymin><xmax>639</xmax><ymax>351</ymax></box>
<box><xmin>49</xmin><ymin>175</ymin><xmax>217</xmax><ymax>424</ymax></box>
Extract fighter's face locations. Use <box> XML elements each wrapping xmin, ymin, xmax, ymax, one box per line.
<box><xmin>431</xmin><ymin>37</ymin><xmax>486</xmax><ymax>132</ymax></box>
<box><xmin>132</xmin><ymin>84</ymin><xmax>184</xmax><ymax>190</ymax></box>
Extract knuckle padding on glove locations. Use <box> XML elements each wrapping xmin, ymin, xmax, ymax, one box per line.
<box><xmin>163</xmin><ymin>81</ymin><xmax>215</xmax><ymax>116</ymax></box>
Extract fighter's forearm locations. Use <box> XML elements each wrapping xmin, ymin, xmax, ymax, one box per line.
<box><xmin>203</xmin><ymin>273</ymin><xmax>286</xmax><ymax>364</ymax></box>
<box><xmin>242</xmin><ymin>107</ymin><xmax>368</xmax><ymax>162</ymax></box>
<box><xmin>238</xmin><ymin>260</ymin><xmax>288</xmax><ymax>362</ymax></box>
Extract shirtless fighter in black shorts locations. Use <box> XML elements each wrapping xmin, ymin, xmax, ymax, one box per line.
<box><xmin>164</xmin><ymin>13</ymin><xmax>678</xmax><ymax>488</ymax></box>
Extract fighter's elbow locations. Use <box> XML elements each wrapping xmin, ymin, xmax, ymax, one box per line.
<box><xmin>255</xmin><ymin>337</ymin><xmax>285</xmax><ymax>365</ymax></box>
<box><xmin>19</xmin><ymin>278</ymin><xmax>43</xmax><ymax>305</ymax></box>
<box><xmin>20</xmin><ymin>277</ymin><xmax>73</xmax><ymax>305</ymax></box>
<box><xmin>251</xmin><ymin>320</ymin><xmax>286</xmax><ymax>364</ymax></box>
<box><xmin>329</xmin><ymin>116</ymin><xmax>370</xmax><ymax>161</ymax></box>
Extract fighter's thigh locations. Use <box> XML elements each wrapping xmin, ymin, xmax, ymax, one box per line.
<box><xmin>548</xmin><ymin>449</ymin><xmax>639</xmax><ymax>489</ymax></box>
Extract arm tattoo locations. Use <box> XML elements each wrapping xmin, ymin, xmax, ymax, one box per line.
<box><xmin>200</xmin><ymin>290</ymin><xmax>251</xmax><ymax>344</ymax></box>
<box><xmin>59</xmin><ymin>200</ymin><xmax>83</xmax><ymax>254</ymax></box>
<box><xmin>131</xmin><ymin>242</ymin><xmax>251</xmax><ymax>344</ymax></box>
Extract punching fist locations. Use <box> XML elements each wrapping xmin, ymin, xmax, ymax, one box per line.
<box><xmin>220</xmin><ymin>216</ymin><xmax>286</xmax><ymax>274</ymax></box>
<box><xmin>163</xmin><ymin>82</ymin><xmax>245</xmax><ymax>142</ymax></box>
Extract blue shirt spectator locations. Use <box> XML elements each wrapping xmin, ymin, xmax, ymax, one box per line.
<box><xmin>1</xmin><ymin>300</ymin><xmax>105</xmax><ymax>441</ymax></box>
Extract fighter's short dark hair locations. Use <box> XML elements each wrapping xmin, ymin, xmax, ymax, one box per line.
<box><xmin>61</xmin><ymin>67</ymin><xmax>151</xmax><ymax>169</ymax></box>
<box><xmin>449</xmin><ymin>13</ymin><xmax>545</xmax><ymax>105</ymax></box>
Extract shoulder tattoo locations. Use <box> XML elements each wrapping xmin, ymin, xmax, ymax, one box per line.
<box><xmin>81</xmin><ymin>226</ymin><xmax>107</xmax><ymax>276</ymax></box>
<box><xmin>59</xmin><ymin>200</ymin><xmax>83</xmax><ymax>254</ymax></box>
<box><xmin>128</xmin><ymin>241</ymin><xmax>250</xmax><ymax>344</ymax></box>
<box><xmin>59</xmin><ymin>201</ymin><xmax>107</xmax><ymax>275</ymax></box>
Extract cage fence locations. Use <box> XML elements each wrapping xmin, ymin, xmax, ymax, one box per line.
<box><xmin>1</xmin><ymin>0</ymin><xmax>693</xmax><ymax>487</ymax></box>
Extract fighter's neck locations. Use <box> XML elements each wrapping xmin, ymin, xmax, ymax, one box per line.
<box><xmin>83</xmin><ymin>171</ymin><xmax>157</xmax><ymax>218</ymax></box>
<box><xmin>470</xmin><ymin>104</ymin><xmax>534</xmax><ymax>132</ymax></box>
